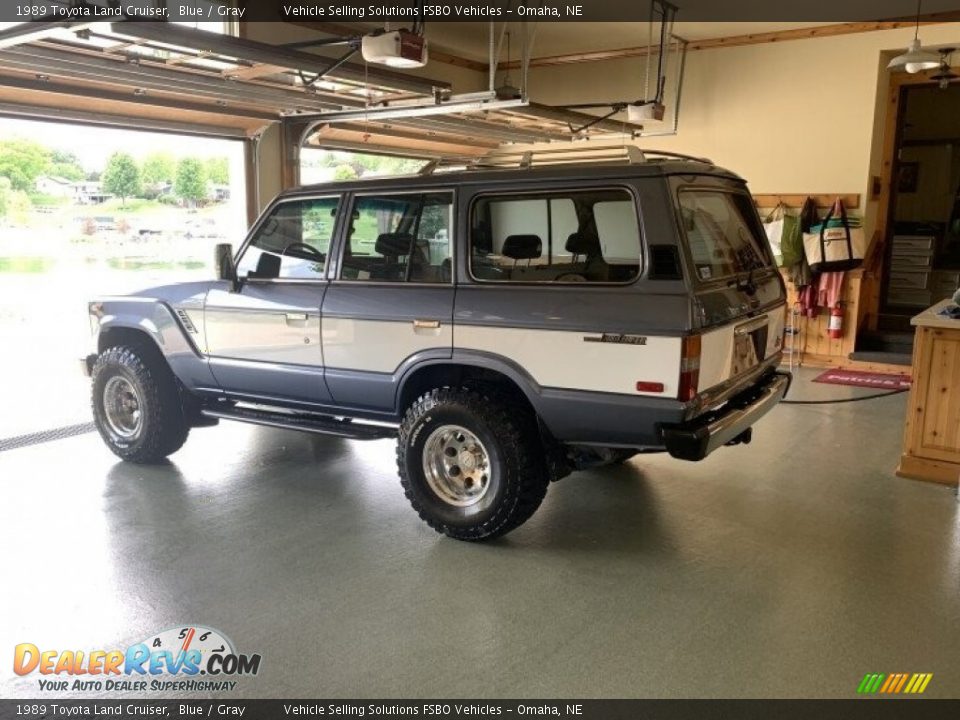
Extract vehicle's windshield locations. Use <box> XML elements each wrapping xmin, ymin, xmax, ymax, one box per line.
<box><xmin>678</xmin><ymin>189</ymin><xmax>770</xmax><ymax>282</ymax></box>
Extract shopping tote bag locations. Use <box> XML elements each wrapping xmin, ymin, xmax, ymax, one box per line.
<box><xmin>803</xmin><ymin>198</ymin><xmax>865</xmax><ymax>273</ymax></box>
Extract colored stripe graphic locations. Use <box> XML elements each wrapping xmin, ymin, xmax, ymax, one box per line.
<box><xmin>857</xmin><ymin>673</ymin><xmax>932</xmax><ymax>694</ymax></box>
<box><xmin>894</xmin><ymin>674</ymin><xmax>909</xmax><ymax>693</ymax></box>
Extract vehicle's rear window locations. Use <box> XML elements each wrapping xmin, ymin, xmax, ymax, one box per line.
<box><xmin>677</xmin><ymin>190</ymin><xmax>770</xmax><ymax>282</ymax></box>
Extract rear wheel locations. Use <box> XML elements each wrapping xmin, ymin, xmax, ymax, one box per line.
<box><xmin>91</xmin><ymin>345</ymin><xmax>190</xmax><ymax>463</ymax></box>
<box><xmin>397</xmin><ymin>387</ymin><xmax>548</xmax><ymax>541</ymax></box>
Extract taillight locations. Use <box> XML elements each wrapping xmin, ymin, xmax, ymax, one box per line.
<box><xmin>679</xmin><ymin>334</ymin><xmax>701</xmax><ymax>401</ymax></box>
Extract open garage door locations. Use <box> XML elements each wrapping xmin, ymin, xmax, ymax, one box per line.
<box><xmin>0</xmin><ymin>20</ymin><xmax>458</xmax><ymax>444</ymax></box>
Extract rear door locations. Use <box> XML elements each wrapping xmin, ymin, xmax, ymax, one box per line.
<box><xmin>321</xmin><ymin>190</ymin><xmax>455</xmax><ymax>411</ymax></box>
<box><xmin>673</xmin><ymin>180</ymin><xmax>786</xmax><ymax>394</ymax></box>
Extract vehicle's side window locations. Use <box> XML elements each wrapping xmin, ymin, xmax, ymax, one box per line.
<box><xmin>340</xmin><ymin>192</ymin><xmax>453</xmax><ymax>283</ymax></box>
<box><xmin>236</xmin><ymin>197</ymin><xmax>339</xmax><ymax>280</ymax></box>
<box><xmin>470</xmin><ymin>189</ymin><xmax>641</xmax><ymax>283</ymax></box>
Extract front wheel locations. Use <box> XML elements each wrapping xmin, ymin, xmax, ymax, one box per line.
<box><xmin>91</xmin><ymin>345</ymin><xmax>190</xmax><ymax>463</ymax></box>
<box><xmin>397</xmin><ymin>387</ymin><xmax>548</xmax><ymax>541</ymax></box>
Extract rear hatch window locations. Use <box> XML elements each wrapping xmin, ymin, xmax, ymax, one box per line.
<box><xmin>677</xmin><ymin>190</ymin><xmax>771</xmax><ymax>282</ymax></box>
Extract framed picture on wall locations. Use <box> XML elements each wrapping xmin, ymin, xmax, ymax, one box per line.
<box><xmin>897</xmin><ymin>162</ymin><xmax>920</xmax><ymax>194</ymax></box>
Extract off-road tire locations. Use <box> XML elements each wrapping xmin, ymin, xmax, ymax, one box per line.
<box><xmin>397</xmin><ymin>387</ymin><xmax>549</xmax><ymax>541</ymax></box>
<box><xmin>91</xmin><ymin>345</ymin><xmax>190</xmax><ymax>463</ymax></box>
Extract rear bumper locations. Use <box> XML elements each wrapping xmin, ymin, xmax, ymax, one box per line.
<box><xmin>661</xmin><ymin>371</ymin><xmax>791</xmax><ymax>461</ymax></box>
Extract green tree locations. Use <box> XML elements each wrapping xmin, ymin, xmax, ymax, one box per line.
<box><xmin>204</xmin><ymin>157</ymin><xmax>229</xmax><ymax>185</ymax></box>
<box><xmin>50</xmin><ymin>162</ymin><xmax>85</xmax><ymax>181</ymax></box>
<box><xmin>101</xmin><ymin>152</ymin><xmax>141</xmax><ymax>206</ymax></box>
<box><xmin>49</xmin><ymin>149</ymin><xmax>85</xmax><ymax>181</ymax></box>
<box><xmin>0</xmin><ymin>177</ymin><xmax>32</xmax><ymax>223</ymax></box>
<box><xmin>175</xmin><ymin>158</ymin><xmax>207</xmax><ymax>205</ymax></box>
<box><xmin>0</xmin><ymin>177</ymin><xmax>10</xmax><ymax>218</ymax></box>
<box><xmin>0</xmin><ymin>138</ymin><xmax>51</xmax><ymax>191</ymax></box>
<box><xmin>141</xmin><ymin>152</ymin><xmax>176</xmax><ymax>186</ymax></box>
<box><xmin>333</xmin><ymin>164</ymin><xmax>358</xmax><ymax>181</ymax></box>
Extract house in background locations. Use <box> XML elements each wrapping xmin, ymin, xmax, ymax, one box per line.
<box><xmin>72</xmin><ymin>180</ymin><xmax>112</xmax><ymax>204</ymax></box>
<box><xmin>209</xmin><ymin>184</ymin><xmax>230</xmax><ymax>202</ymax></box>
<box><xmin>34</xmin><ymin>176</ymin><xmax>74</xmax><ymax>198</ymax></box>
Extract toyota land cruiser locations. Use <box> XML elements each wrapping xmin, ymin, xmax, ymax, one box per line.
<box><xmin>83</xmin><ymin>149</ymin><xmax>790</xmax><ymax>540</ymax></box>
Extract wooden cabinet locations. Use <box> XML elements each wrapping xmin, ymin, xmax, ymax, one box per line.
<box><xmin>897</xmin><ymin>301</ymin><xmax>960</xmax><ymax>485</ymax></box>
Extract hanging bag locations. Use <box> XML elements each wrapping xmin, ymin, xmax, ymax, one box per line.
<box><xmin>781</xmin><ymin>196</ymin><xmax>816</xmax><ymax>269</ymax></box>
<box><xmin>762</xmin><ymin>202</ymin><xmax>786</xmax><ymax>266</ymax></box>
<box><xmin>803</xmin><ymin>198</ymin><xmax>865</xmax><ymax>273</ymax></box>
<box><xmin>799</xmin><ymin>196</ymin><xmax>818</xmax><ymax>234</ymax></box>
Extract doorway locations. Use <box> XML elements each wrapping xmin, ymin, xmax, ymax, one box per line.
<box><xmin>0</xmin><ymin>117</ymin><xmax>247</xmax><ymax>438</ymax></box>
<box><xmin>881</xmin><ymin>83</ymin><xmax>960</xmax><ymax>326</ymax></box>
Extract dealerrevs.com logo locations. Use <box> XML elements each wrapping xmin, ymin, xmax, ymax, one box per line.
<box><xmin>13</xmin><ymin>625</ymin><xmax>261</xmax><ymax>693</ymax></box>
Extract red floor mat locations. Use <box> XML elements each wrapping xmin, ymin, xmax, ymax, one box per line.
<box><xmin>813</xmin><ymin>368</ymin><xmax>912</xmax><ymax>390</ymax></box>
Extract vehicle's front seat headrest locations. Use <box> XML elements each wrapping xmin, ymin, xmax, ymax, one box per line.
<box><xmin>501</xmin><ymin>234</ymin><xmax>542</xmax><ymax>260</ymax></box>
<box><xmin>250</xmin><ymin>252</ymin><xmax>281</xmax><ymax>279</ymax></box>
<box><xmin>375</xmin><ymin>233</ymin><xmax>414</xmax><ymax>257</ymax></box>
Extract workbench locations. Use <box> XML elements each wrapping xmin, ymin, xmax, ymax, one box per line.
<box><xmin>897</xmin><ymin>300</ymin><xmax>960</xmax><ymax>485</ymax></box>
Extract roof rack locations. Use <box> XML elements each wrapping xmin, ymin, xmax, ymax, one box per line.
<box><xmin>418</xmin><ymin>145</ymin><xmax>713</xmax><ymax>174</ymax></box>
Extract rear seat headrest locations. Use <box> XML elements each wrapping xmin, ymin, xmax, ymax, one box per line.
<box><xmin>565</xmin><ymin>232</ymin><xmax>601</xmax><ymax>256</ymax></box>
<box><xmin>502</xmin><ymin>234</ymin><xmax>542</xmax><ymax>260</ymax></box>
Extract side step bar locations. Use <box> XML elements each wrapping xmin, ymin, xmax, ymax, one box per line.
<box><xmin>201</xmin><ymin>405</ymin><xmax>397</xmax><ymax>441</ymax></box>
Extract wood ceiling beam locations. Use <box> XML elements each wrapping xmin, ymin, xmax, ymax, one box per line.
<box><xmin>500</xmin><ymin>16</ymin><xmax>960</xmax><ymax>69</ymax></box>
<box><xmin>308</xmin><ymin>124</ymin><xmax>494</xmax><ymax>157</ymax></box>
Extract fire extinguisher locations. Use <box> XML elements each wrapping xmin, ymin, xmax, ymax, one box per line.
<box><xmin>828</xmin><ymin>304</ymin><xmax>843</xmax><ymax>339</ymax></box>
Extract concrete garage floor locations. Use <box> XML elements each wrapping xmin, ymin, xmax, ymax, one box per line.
<box><xmin>1</xmin><ymin>368</ymin><xmax>958</xmax><ymax>699</ymax></box>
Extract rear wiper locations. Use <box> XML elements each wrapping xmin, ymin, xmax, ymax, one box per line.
<box><xmin>728</xmin><ymin>266</ymin><xmax>758</xmax><ymax>295</ymax></box>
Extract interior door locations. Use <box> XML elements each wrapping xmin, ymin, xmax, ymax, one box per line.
<box><xmin>204</xmin><ymin>196</ymin><xmax>341</xmax><ymax>405</ymax></box>
<box><xmin>321</xmin><ymin>191</ymin><xmax>455</xmax><ymax>410</ymax></box>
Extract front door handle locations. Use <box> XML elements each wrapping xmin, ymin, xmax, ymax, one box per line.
<box><xmin>413</xmin><ymin>319</ymin><xmax>441</xmax><ymax>330</ymax></box>
<box><xmin>285</xmin><ymin>312</ymin><xmax>308</xmax><ymax>324</ymax></box>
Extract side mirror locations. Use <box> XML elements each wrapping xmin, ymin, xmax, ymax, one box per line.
<box><xmin>214</xmin><ymin>243</ymin><xmax>239</xmax><ymax>290</ymax></box>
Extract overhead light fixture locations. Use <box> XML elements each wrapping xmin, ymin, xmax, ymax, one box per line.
<box><xmin>361</xmin><ymin>29</ymin><xmax>428</xmax><ymax>69</ymax></box>
<box><xmin>888</xmin><ymin>0</ymin><xmax>940</xmax><ymax>73</ymax></box>
<box><xmin>930</xmin><ymin>47</ymin><xmax>958</xmax><ymax>89</ymax></box>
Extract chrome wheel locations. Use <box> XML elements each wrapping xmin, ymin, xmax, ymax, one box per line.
<box><xmin>102</xmin><ymin>375</ymin><xmax>142</xmax><ymax>439</ymax></box>
<box><xmin>422</xmin><ymin>424</ymin><xmax>492</xmax><ymax>507</ymax></box>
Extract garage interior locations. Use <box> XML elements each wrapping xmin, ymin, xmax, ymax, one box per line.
<box><xmin>2</xmin><ymin>8</ymin><xmax>960</xmax><ymax>699</ymax></box>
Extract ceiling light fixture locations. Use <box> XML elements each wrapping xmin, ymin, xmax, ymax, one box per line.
<box><xmin>888</xmin><ymin>0</ymin><xmax>940</xmax><ymax>73</ymax></box>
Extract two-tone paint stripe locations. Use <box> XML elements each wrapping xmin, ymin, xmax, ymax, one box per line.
<box><xmin>857</xmin><ymin>673</ymin><xmax>933</xmax><ymax>694</ymax></box>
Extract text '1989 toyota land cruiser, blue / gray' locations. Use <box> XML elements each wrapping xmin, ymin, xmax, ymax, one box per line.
<box><xmin>82</xmin><ymin>147</ymin><xmax>791</xmax><ymax>541</ymax></box>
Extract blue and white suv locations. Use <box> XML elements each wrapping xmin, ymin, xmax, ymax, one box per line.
<box><xmin>83</xmin><ymin>152</ymin><xmax>790</xmax><ymax>540</ymax></box>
